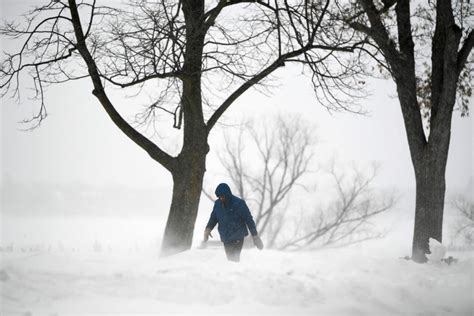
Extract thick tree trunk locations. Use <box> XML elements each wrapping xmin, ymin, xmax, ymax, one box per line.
<box><xmin>160</xmin><ymin>0</ymin><xmax>208</xmax><ymax>256</ymax></box>
<box><xmin>404</xmin><ymin>93</ymin><xmax>453</xmax><ymax>262</ymax></box>
<box><xmin>394</xmin><ymin>73</ymin><xmax>452</xmax><ymax>263</ymax></box>
<box><xmin>161</xmin><ymin>149</ymin><xmax>207</xmax><ymax>256</ymax></box>
<box><xmin>354</xmin><ymin>0</ymin><xmax>468</xmax><ymax>264</ymax></box>
<box><xmin>411</xmin><ymin>155</ymin><xmax>447</xmax><ymax>263</ymax></box>
<box><xmin>410</xmin><ymin>99</ymin><xmax>453</xmax><ymax>263</ymax></box>
<box><xmin>397</xmin><ymin>95</ymin><xmax>453</xmax><ymax>263</ymax></box>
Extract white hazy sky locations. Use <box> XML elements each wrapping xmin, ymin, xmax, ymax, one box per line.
<box><xmin>1</xmin><ymin>0</ymin><xmax>472</xmax><ymax>197</ymax></box>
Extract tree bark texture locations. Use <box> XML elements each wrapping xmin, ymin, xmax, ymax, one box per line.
<box><xmin>161</xmin><ymin>152</ymin><xmax>207</xmax><ymax>256</ymax></box>
<box><xmin>412</xmin><ymin>156</ymin><xmax>447</xmax><ymax>263</ymax></box>
<box><xmin>161</xmin><ymin>0</ymin><xmax>209</xmax><ymax>255</ymax></box>
<box><xmin>354</xmin><ymin>0</ymin><xmax>469</xmax><ymax>262</ymax></box>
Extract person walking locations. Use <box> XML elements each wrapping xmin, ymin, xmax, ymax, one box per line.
<box><xmin>204</xmin><ymin>183</ymin><xmax>264</xmax><ymax>262</ymax></box>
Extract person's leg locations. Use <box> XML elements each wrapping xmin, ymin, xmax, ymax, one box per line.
<box><xmin>223</xmin><ymin>239</ymin><xmax>244</xmax><ymax>262</ymax></box>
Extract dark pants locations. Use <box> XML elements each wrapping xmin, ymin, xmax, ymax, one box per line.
<box><xmin>223</xmin><ymin>239</ymin><xmax>244</xmax><ymax>262</ymax></box>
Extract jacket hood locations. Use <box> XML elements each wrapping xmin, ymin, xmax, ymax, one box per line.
<box><xmin>215</xmin><ymin>183</ymin><xmax>232</xmax><ymax>200</ymax></box>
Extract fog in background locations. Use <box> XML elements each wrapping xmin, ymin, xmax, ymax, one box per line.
<box><xmin>0</xmin><ymin>0</ymin><xmax>472</xmax><ymax>254</ymax></box>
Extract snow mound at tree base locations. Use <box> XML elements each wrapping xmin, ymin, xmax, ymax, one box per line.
<box><xmin>1</xmin><ymin>248</ymin><xmax>473</xmax><ymax>316</ymax></box>
<box><xmin>427</xmin><ymin>238</ymin><xmax>447</xmax><ymax>263</ymax></box>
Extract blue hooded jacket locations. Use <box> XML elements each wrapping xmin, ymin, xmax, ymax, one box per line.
<box><xmin>206</xmin><ymin>183</ymin><xmax>258</xmax><ymax>243</ymax></box>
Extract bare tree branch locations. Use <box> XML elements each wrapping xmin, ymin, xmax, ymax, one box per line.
<box><xmin>457</xmin><ymin>30</ymin><xmax>474</xmax><ymax>75</ymax></box>
<box><xmin>279</xmin><ymin>162</ymin><xmax>395</xmax><ymax>250</ymax></box>
<box><xmin>67</xmin><ymin>0</ymin><xmax>176</xmax><ymax>170</ymax></box>
<box><xmin>449</xmin><ymin>194</ymin><xmax>474</xmax><ymax>249</ymax></box>
<box><xmin>207</xmin><ymin>114</ymin><xmax>315</xmax><ymax>244</ymax></box>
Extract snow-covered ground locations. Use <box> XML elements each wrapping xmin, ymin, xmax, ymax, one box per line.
<box><xmin>1</xmin><ymin>240</ymin><xmax>473</xmax><ymax>316</ymax></box>
<box><xmin>1</xmin><ymin>198</ymin><xmax>473</xmax><ymax>316</ymax></box>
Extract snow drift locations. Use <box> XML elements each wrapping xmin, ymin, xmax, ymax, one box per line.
<box><xmin>1</xmin><ymin>246</ymin><xmax>472</xmax><ymax>316</ymax></box>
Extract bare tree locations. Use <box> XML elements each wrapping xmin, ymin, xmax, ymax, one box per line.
<box><xmin>279</xmin><ymin>162</ymin><xmax>395</xmax><ymax>250</ymax></box>
<box><xmin>449</xmin><ymin>194</ymin><xmax>474</xmax><ymax>249</ymax></box>
<box><xmin>207</xmin><ymin>116</ymin><xmax>394</xmax><ymax>249</ymax></box>
<box><xmin>339</xmin><ymin>0</ymin><xmax>474</xmax><ymax>262</ymax></box>
<box><xmin>205</xmin><ymin>115</ymin><xmax>315</xmax><ymax>247</ymax></box>
<box><xmin>1</xmin><ymin>0</ymin><xmax>367</xmax><ymax>255</ymax></box>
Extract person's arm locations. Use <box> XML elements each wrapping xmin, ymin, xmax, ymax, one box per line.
<box><xmin>239</xmin><ymin>201</ymin><xmax>258</xmax><ymax>236</ymax></box>
<box><xmin>206</xmin><ymin>207</ymin><xmax>218</xmax><ymax>231</ymax></box>
<box><xmin>239</xmin><ymin>201</ymin><xmax>264</xmax><ymax>250</ymax></box>
<box><xmin>204</xmin><ymin>204</ymin><xmax>218</xmax><ymax>241</ymax></box>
